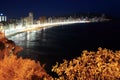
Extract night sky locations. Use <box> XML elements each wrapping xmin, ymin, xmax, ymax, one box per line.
<box><xmin>0</xmin><ymin>0</ymin><xmax>120</xmax><ymax>19</ymax></box>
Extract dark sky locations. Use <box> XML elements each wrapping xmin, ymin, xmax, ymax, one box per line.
<box><xmin>0</xmin><ymin>0</ymin><xmax>120</xmax><ymax>19</ymax></box>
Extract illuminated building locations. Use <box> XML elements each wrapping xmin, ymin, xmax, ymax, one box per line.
<box><xmin>21</xmin><ymin>12</ymin><xmax>33</xmax><ymax>26</ymax></box>
<box><xmin>29</xmin><ymin>12</ymin><xmax>33</xmax><ymax>25</ymax></box>
<box><xmin>0</xmin><ymin>13</ymin><xmax>7</xmax><ymax>22</ymax></box>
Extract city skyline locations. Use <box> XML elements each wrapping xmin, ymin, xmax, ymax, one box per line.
<box><xmin>0</xmin><ymin>0</ymin><xmax>120</xmax><ymax>19</ymax></box>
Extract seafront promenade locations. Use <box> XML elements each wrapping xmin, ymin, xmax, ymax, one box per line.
<box><xmin>4</xmin><ymin>20</ymin><xmax>90</xmax><ymax>37</ymax></box>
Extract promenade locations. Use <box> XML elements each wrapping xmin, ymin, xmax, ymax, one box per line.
<box><xmin>4</xmin><ymin>20</ymin><xmax>90</xmax><ymax>37</ymax></box>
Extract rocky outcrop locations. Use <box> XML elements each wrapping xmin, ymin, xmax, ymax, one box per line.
<box><xmin>0</xmin><ymin>32</ymin><xmax>23</xmax><ymax>59</ymax></box>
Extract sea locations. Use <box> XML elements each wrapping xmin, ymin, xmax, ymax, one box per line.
<box><xmin>8</xmin><ymin>20</ymin><xmax>120</xmax><ymax>76</ymax></box>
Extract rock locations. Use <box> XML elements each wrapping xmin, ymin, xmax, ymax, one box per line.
<box><xmin>0</xmin><ymin>32</ymin><xmax>23</xmax><ymax>59</ymax></box>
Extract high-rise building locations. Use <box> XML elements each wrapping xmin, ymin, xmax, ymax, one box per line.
<box><xmin>29</xmin><ymin>12</ymin><xmax>33</xmax><ymax>25</ymax></box>
<box><xmin>0</xmin><ymin>13</ymin><xmax>7</xmax><ymax>22</ymax></box>
<box><xmin>21</xmin><ymin>12</ymin><xmax>34</xmax><ymax>26</ymax></box>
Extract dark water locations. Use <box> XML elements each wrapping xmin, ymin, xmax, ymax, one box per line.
<box><xmin>8</xmin><ymin>20</ymin><xmax>120</xmax><ymax>75</ymax></box>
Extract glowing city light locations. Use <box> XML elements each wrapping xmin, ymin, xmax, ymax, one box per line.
<box><xmin>2</xmin><ymin>12</ymin><xmax>108</xmax><ymax>37</ymax></box>
<box><xmin>0</xmin><ymin>13</ymin><xmax>3</xmax><ymax>16</ymax></box>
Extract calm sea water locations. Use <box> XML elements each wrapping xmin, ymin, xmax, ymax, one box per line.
<box><xmin>8</xmin><ymin>20</ymin><xmax>120</xmax><ymax>75</ymax></box>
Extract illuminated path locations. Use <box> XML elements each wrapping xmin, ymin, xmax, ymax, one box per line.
<box><xmin>5</xmin><ymin>20</ymin><xmax>90</xmax><ymax>37</ymax></box>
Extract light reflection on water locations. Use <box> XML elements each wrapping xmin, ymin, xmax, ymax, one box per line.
<box><xmin>6</xmin><ymin>27</ymin><xmax>66</xmax><ymax>78</ymax></box>
<box><xmin>8</xmin><ymin>28</ymin><xmax>63</xmax><ymax>71</ymax></box>
<box><xmin>8</xmin><ymin>29</ymin><xmax>51</xmax><ymax>56</ymax></box>
<box><xmin>9</xmin><ymin>30</ymin><xmax>41</xmax><ymax>46</ymax></box>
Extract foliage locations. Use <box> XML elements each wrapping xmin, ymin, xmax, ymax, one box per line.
<box><xmin>0</xmin><ymin>55</ymin><xmax>52</xmax><ymax>80</ymax></box>
<box><xmin>0</xmin><ymin>32</ymin><xmax>52</xmax><ymax>80</ymax></box>
<box><xmin>52</xmin><ymin>48</ymin><xmax>120</xmax><ymax>80</ymax></box>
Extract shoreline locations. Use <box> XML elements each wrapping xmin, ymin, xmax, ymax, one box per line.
<box><xmin>5</xmin><ymin>20</ymin><xmax>108</xmax><ymax>38</ymax></box>
<box><xmin>6</xmin><ymin>26</ymin><xmax>45</xmax><ymax>37</ymax></box>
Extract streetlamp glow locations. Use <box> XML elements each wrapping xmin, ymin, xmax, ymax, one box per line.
<box><xmin>0</xmin><ymin>13</ymin><xmax>3</xmax><ymax>16</ymax></box>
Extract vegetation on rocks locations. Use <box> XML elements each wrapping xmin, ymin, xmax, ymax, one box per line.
<box><xmin>52</xmin><ymin>48</ymin><xmax>120</xmax><ymax>80</ymax></box>
<box><xmin>0</xmin><ymin>55</ymin><xmax>52</xmax><ymax>80</ymax></box>
<box><xmin>0</xmin><ymin>32</ymin><xmax>52</xmax><ymax>80</ymax></box>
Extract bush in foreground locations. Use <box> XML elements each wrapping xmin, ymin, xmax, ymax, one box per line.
<box><xmin>0</xmin><ymin>55</ymin><xmax>52</xmax><ymax>80</ymax></box>
<box><xmin>0</xmin><ymin>32</ymin><xmax>52</xmax><ymax>80</ymax></box>
<box><xmin>52</xmin><ymin>48</ymin><xmax>120</xmax><ymax>80</ymax></box>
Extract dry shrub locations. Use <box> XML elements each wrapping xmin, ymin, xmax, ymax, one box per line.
<box><xmin>0</xmin><ymin>32</ymin><xmax>52</xmax><ymax>80</ymax></box>
<box><xmin>0</xmin><ymin>55</ymin><xmax>52</xmax><ymax>80</ymax></box>
<box><xmin>52</xmin><ymin>48</ymin><xmax>120</xmax><ymax>80</ymax></box>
